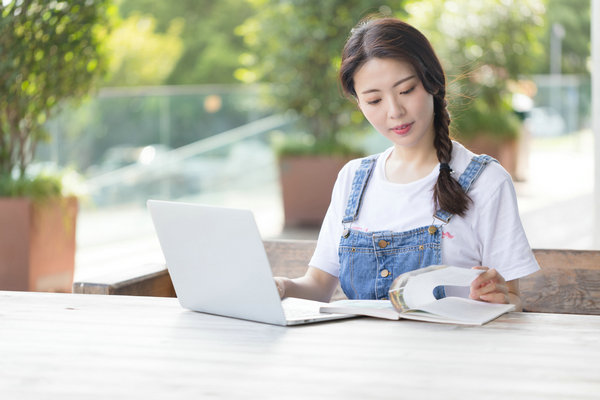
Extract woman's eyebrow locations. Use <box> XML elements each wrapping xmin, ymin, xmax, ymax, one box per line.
<box><xmin>360</xmin><ymin>75</ymin><xmax>416</xmax><ymax>94</ymax></box>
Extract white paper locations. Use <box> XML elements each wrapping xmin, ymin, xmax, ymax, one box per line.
<box><xmin>415</xmin><ymin>297</ymin><xmax>515</xmax><ymax>324</ymax></box>
<box><xmin>403</xmin><ymin>266</ymin><xmax>484</xmax><ymax>309</ymax></box>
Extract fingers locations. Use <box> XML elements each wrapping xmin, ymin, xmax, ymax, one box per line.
<box><xmin>274</xmin><ymin>277</ymin><xmax>286</xmax><ymax>299</ymax></box>
<box><xmin>470</xmin><ymin>267</ymin><xmax>509</xmax><ymax>304</ymax></box>
<box><xmin>479</xmin><ymin>292</ymin><xmax>510</xmax><ymax>304</ymax></box>
<box><xmin>471</xmin><ymin>267</ymin><xmax>506</xmax><ymax>288</ymax></box>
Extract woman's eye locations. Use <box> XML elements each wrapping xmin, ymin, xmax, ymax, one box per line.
<box><xmin>399</xmin><ymin>86</ymin><xmax>415</xmax><ymax>95</ymax></box>
<box><xmin>367</xmin><ymin>99</ymin><xmax>381</xmax><ymax>105</ymax></box>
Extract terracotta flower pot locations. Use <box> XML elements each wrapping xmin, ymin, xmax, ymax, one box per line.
<box><xmin>0</xmin><ymin>196</ymin><xmax>78</xmax><ymax>292</ymax></box>
<box><xmin>458</xmin><ymin>136</ymin><xmax>521</xmax><ymax>180</ymax></box>
<box><xmin>279</xmin><ymin>155</ymin><xmax>351</xmax><ymax>227</ymax></box>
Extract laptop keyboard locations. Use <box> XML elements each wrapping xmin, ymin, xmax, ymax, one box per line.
<box><xmin>282</xmin><ymin>298</ymin><xmax>326</xmax><ymax>320</ymax></box>
<box><xmin>284</xmin><ymin>306</ymin><xmax>325</xmax><ymax>320</ymax></box>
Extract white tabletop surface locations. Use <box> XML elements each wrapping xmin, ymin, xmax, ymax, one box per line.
<box><xmin>1</xmin><ymin>290</ymin><xmax>599</xmax><ymax>399</ymax></box>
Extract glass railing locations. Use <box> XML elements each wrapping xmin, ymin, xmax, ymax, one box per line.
<box><xmin>72</xmin><ymin>113</ymin><xmax>296</xmax><ymax>278</ymax></box>
<box><xmin>35</xmin><ymin>85</ymin><xmax>301</xmax><ymax>277</ymax></box>
<box><xmin>83</xmin><ymin>113</ymin><xmax>292</xmax><ymax>207</ymax></box>
<box><xmin>39</xmin><ymin>84</ymin><xmax>272</xmax><ymax>176</ymax></box>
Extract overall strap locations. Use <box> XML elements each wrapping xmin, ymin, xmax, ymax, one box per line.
<box><xmin>433</xmin><ymin>154</ymin><xmax>498</xmax><ymax>223</ymax></box>
<box><xmin>341</xmin><ymin>154</ymin><xmax>379</xmax><ymax>224</ymax></box>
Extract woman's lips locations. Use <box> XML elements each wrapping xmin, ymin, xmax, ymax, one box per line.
<box><xmin>391</xmin><ymin>122</ymin><xmax>414</xmax><ymax>135</ymax></box>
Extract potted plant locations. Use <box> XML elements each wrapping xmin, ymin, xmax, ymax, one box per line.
<box><xmin>235</xmin><ymin>1</ymin><xmax>398</xmax><ymax>226</ymax></box>
<box><xmin>449</xmin><ymin>81</ymin><xmax>522</xmax><ymax>177</ymax></box>
<box><xmin>0</xmin><ymin>0</ymin><xmax>111</xmax><ymax>292</ymax></box>
<box><xmin>405</xmin><ymin>0</ymin><xmax>545</xmax><ymax>179</ymax></box>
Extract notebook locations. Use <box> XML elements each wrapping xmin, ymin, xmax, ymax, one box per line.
<box><xmin>146</xmin><ymin>199</ymin><xmax>355</xmax><ymax>326</ymax></box>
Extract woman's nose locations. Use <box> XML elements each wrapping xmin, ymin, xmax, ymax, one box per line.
<box><xmin>388</xmin><ymin>96</ymin><xmax>405</xmax><ymax>119</ymax></box>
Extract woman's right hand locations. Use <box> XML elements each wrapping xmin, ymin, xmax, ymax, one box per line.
<box><xmin>273</xmin><ymin>267</ymin><xmax>339</xmax><ymax>303</ymax></box>
<box><xmin>274</xmin><ymin>277</ymin><xmax>288</xmax><ymax>299</ymax></box>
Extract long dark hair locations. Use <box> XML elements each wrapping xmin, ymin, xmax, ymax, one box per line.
<box><xmin>339</xmin><ymin>17</ymin><xmax>470</xmax><ymax>217</ymax></box>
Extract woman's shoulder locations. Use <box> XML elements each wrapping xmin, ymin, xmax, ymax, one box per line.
<box><xmin>451</xmin><ymin>141</ymin><xmax>512</xmax><ymax>184</ymax></box>
<box><xmin>451</xmin><ymin>141</ymin><xmax>514</xmax><ymax>208</ymax></box>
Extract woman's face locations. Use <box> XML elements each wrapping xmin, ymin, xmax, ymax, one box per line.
<box><xmin>353</xmin><ymin>57</ymin><xmax>435</xmax><ymax>150</ymax></box>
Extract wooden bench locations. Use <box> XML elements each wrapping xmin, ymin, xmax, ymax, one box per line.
<box><xmin>72</xmin><ymin>240</ymin><xmax>600</xmax><ymax>315</ymax></box>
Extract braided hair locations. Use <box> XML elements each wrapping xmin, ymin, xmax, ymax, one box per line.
<box><xmin>339</xmin><ymin>17</ymin><xmax>470</xmax><ymax>216</ymax></box>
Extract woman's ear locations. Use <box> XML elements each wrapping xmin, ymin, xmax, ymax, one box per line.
<box><xmin>354</xmin><ymin>97</ymin><xmax>362</xmax><ymax>112</ymax></box>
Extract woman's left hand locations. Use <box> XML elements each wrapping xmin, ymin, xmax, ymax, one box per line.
<box><xmin>469</xmin><ymin>266</ymin><xmax>509</xmax><ymax>304</ymax></box>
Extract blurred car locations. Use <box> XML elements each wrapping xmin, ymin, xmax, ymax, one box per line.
<box><xmin>86</xmin><ymin>144</ymin><xmax>213</xmax><ymax>206</ymax></box>
<box><xmin>86</xmin><ymin>144</ymin><xmax>173</xmax><ymax>177</ymax></box>
<box><xmin>524</xmin><ymin>107</ymin><xmax>566</xmax><ymax>137</ymax></box>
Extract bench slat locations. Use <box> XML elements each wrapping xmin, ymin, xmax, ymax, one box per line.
<box><xmin>72</xmin><ymin>241</ymin><xmax>600</xmax><ymax>315</ymax></box>
<box><xmin>521</xmin><ymin>249</ymin><xmax>600</xmax><ymax>314</ymax></box>
<box><xmin>72</xmin><ymin>264</ymin><xmax>175</xmax><ymax>297</ymax></box>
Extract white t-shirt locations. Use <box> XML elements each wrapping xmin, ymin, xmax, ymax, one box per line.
<box><xmin>309</xmin><ymin>141</ymin><xmax>539</xmax><ymax>297</ymax></box>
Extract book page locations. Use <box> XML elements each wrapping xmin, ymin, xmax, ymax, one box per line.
<box><xmin>322</xmin><ymin>266</ymin><xmax>514</xmax><ymax>325</ymax></box>
<box><xmin>414</xmin><ymin>297</ymin><xmax>515</xmax><ymax>325</ymax></box>
<box><xmin>329</xmin><ymin>300</ymin><xmax>394</xmax><ymax>310</ymax></box>
<box><xmin>402</xmin><ymin>266</ymin><xmax>483</xmax><ymax>309</ymax></box>
<box><xmin>319</xmin><ymin>300</ymin><xmax>400</xmax><ymax>320</ymax></box>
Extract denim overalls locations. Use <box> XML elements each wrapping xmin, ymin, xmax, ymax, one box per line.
<box><xmin>338</xmin><ymin>154</ymin><xmax>496</xmax><ymax>300</ymax></box>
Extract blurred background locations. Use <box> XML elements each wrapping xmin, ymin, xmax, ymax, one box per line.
<box><xmin>1</xmin><ymin>0</ymin><xmax>594</xmax><ymax>282</ymax></box>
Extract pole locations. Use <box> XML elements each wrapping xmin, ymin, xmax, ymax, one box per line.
<box><xmin>592</xmin><ymin>0</ymin><xmax>600</xmax><ymax>248</ymax></box>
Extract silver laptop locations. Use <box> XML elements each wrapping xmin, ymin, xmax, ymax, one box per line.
<box><xmin>147</xmin><ymin>199</ymin><xmax>354</xmax><ymax>326</ymax></box>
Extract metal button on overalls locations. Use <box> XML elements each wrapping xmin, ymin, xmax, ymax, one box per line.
<box><xmin>378</xmin><ymin>240</ymin><xmax>388</xmax><ymax>248</ymax></box>
<box><xmin>380</xmin><ymin>269</ymin><xmax>390</xmax><ymax>278</ymax></box>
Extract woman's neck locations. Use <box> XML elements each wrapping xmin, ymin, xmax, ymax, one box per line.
<box><xmin>385</xmin><ymin>143</ymin><xmax>438</xmax><ymax>184</ymax></box>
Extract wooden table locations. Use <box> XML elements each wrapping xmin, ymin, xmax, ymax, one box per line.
<box><xmin>1</xmin><ymin>291</ymin><xmax>599</xmax><ymax>399</ymax></box>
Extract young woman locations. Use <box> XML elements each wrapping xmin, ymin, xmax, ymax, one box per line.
<box><xmin>274</xmin><ymin>17</ymin><xmax>539</xmax><ymax>311</ymax></box>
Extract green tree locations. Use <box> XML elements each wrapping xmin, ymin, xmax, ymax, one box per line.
<box><xmin>104</xmin><ymin>13</ymin><xmax>184</xmax><ymax>86</ymax></box>
<box><xmin>236</xmin><ymin>0</ymin><xmax>406</xmax><ymax>154</ymax></box>
<box><xmin>116</xmin><ymin>0</ymin><xmax>254</xmax><ymax>85</ymax></box>
<box><xmin>405</xmin><ymin>0</ymin><xmax>546</xmax><ymax>140</ymax></box>
<box><xmin>0</xmin><ymin>0</ymin><xmax>113</xmax><ymax>194</ymax></box>
<box><xmin>533</xmin><ymin>0</ymin><xmax>590</xmax><ymax>75</ymax></box>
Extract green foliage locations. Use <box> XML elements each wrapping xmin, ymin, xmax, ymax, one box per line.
<box><xmin>532</xmin><ymin>0</ymin><xmax>590</xmax><ymax>75</ymax></box>
<box><xmin>236</xmin><ymin>0</ymin><xmax>406</xmax><ymax>154</ymax></box>
<box><xmin>271</xmin><ymin>131</ymin><xmax>364</xmax><ymax>158</ymax></box>
<box><xmin>116</xmin><ymin>0</ymin><xmax>254</xmax><ymax>85</ymax></box>
<box><xmin>405</xmin><ymin>0</ymin><xmax>546</xmax><ymax>140</ymax></box>
<box><xmin>0</xmin><ymin>0</ymin><xmax>113</xmax><ymax>197</ymax></box>
<box><xmin>0</xmin><ymin>174</ymin><xmax>62</xmax><ymax>200</ymax></box>
<box><xmin>104</xmin><ymin>14</ymin><xmax>184</xmax><ymax>86</ymax></box>
<box><xmin>450</xmin><ymin>96</ymin><xmax>522</xmax><ymax>141</ymax></box>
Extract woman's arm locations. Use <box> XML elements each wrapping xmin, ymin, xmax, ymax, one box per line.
<box><xmin>469</xmin><ymin>267</ymin><xmax>523</xmax><ymax>312</ymax></box>
<box><xmin>274</xmin><ymin>267</ymin><xmax>339</xmax><ymax>303</ymax></box>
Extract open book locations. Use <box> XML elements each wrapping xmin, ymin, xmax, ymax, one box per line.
<box><xmin>320</xmin><ymin>265</ymin><xmax>515</xmax><ymax>325</ymax></box>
